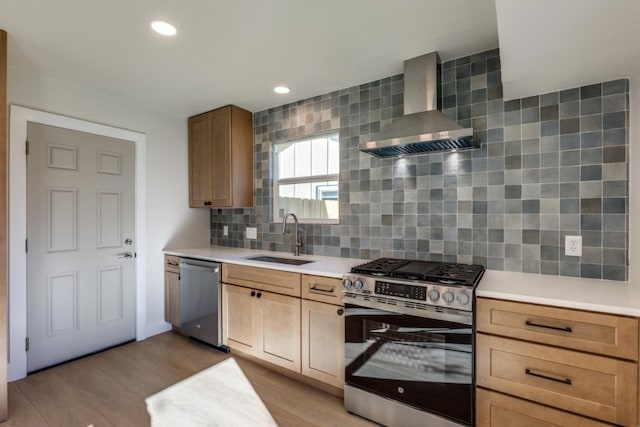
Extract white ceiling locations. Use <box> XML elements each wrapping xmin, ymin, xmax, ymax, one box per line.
<box><xmin>496</xmin><ymin>0</ymin><xmax>640</xmax><ymax>100</ymax></box>
<box><xmin>0</xmin><ymin>0</ymin><xmax>638</xmax><ymax>118</ymax></box>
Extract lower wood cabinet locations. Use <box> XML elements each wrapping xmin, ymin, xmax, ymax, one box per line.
<box><xmin>221</xmin><ymin>265</ymin><xmax>345</xmax><ymax>391</ymax></box>
<box><xmin>301</xmin><ymin>299</ymin><xmax>345</xmax><ymax>388</ymax></box>
<box><xmin>477</xmin><ymin>333</ymin><xmax>637</xmax><ymax>426</ymax></box>
<box><xmin>164</xmin><ymin>271</ymin><xmax>181</xmax><ymax>327</ymax></box>
<box><xmin>222</xmin><ymin>283</ymin><xmax>301</xmax><ymax>372</ymax></box>
<box><xmin>164</xmin><ymin>255</ymin><xmax>181</xmax><ymax>327</ymax></box>
<box><xmin>477</xmin><ymin>297</ymin><xmax>639</xmax><ymax>426</ymax></box>
<box><xmin>477</xmin><ymin>389</ymin><xmax>610</xmax><ymax>427</ymax></box>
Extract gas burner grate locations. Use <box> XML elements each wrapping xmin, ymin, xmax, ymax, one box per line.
<box><xmin>352</xmin><ymin>258</ymin><xmax>485</xmax><ymax>287</ymax></box>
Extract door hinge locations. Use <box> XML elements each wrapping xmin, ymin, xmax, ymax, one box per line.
<box><xmin>25</xmin><ymin>140</ymin><xmax>29</xmax><ymax>155</ymax></box>
<box><xmin>25</xmin><ymin>337</ymin><xmax>29</xmax><ymax>352</ymax></box>
<box><xmin>25</xmin><ymin>238</ymin><xmax>28</xmax><ymax>253</ymax></box>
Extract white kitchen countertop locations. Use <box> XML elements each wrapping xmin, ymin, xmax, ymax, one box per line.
<box><xmin>477</xmin><ymin>270</ymin><xmax>640</xmax><ymax>317</ymax></box>
<box><xmin>164</xmin><ymin>246</ymin><xmax>640</xmax><ymax>317</ymax></box>
<box><xmin>163</xmin><ymin>246</ymin><xmax>368</xmax><ymax>279</ymax></box>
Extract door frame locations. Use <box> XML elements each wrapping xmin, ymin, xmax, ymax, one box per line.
<box><xmin>8</xmin><ymin>105</ymin><xmax>147</xmax><ymax>381</ymax></box>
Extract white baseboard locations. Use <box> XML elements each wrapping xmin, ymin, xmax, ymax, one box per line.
<box><xmin>143</xmin><ymin>321</ymin><xmax>172</xmax><ymax>340</ymax></box>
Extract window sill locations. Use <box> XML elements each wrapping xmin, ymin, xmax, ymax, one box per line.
<box><xmin>273</xmin><ymin>218</ymin><xmax>339</xmax><ymax>225</ymax></box>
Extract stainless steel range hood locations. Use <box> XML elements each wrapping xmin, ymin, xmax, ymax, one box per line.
<box><xmin>360</xmin><ymin>52</ymin><xmax>479</xmax><ymax>158</ymax></box>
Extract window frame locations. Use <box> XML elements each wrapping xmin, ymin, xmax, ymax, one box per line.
<box><xmin>272</xmin><ymin>132</ymin><xmax>340</xmax><ymax>224</ymax></box>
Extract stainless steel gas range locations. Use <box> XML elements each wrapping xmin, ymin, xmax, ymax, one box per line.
<box><xmin>343</xmin><ymin>258</ymin><xmax>485</xmax><ymax>427</ymax></box>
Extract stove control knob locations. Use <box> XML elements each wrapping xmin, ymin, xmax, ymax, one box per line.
<box><xmin>343</xmin><ymin>279</ymin><xmax>353</xmax><ymax>289</ymax></box>
<box><xmin>354</xmin><ymin>279</ymin><xmax>364</xmax><ymax>290</ymax></box>
<box><xmin>443</xmin><ymin>291</ymin><xmax>455</xmax><ymax>304</ymax></box>
<box><xmin>428</xmin><ymin>289</ymin><xmax>440</xmax><ymax>302</ymax></box>
<box><xmin>457</xmin><ymin>292</ymin><xmax>471</xmax><ymax>306</ymax></box>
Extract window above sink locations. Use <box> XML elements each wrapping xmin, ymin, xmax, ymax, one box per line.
<box><xmin>272</xmin><ymin>132</ymin><xmax>339</xmax><ymax>224</ymax></box>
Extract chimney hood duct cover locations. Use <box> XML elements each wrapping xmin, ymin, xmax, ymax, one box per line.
<box><xmin>360</xmin><ymin>52</ymin><xmax>479</xmax><ymax>158</ymax></box>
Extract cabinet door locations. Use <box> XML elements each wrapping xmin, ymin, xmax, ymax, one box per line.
<box><xmin>188</xmin><ymin>113</ymin><xmax>213</xmax><ymax>207</ymax></box>
<box><xmin>164</xmin><ymin>271</ymin><xmax>180</xmax><ymax>326</ymax></box>
<box><xmin>301</xmin><ymin>299</ymin><xmax>344</xmax><ymax>388</ymax></box>
<box><xmin>222</xmin><ymin>284</ymin><xmax>260</xmax><ymax>354</ymax></box>
<box><xmin>260</xmin><ymin>291</ymin><xmax>301</xmax><ymax>372</ymax></box>
<box><xmin>476</xmin><ymin>388</ymin><xmax>610</xmax><ymax>427</ymax></box>
<box><xmin>210</xmin><ymin>107</ymin><xmax>232</xmax><ymax>207</ymax></box>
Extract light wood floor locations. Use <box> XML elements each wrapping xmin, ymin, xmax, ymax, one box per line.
<box><xmin>5</xmin><ymin>331</ymin><xmax>375</xmax><ymax>426</ymax></box>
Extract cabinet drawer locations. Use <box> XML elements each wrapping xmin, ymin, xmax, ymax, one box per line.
<box><xmin>476</xmin><ymin>333</ymin><xmax>637</xmax><ymax>426</ymax></box>
<box><xmin>222</xmin><ymin>263</ymin><xmax>301</xmax><ymax>297</ymax></box>
<box><xmin>165</xmin><ymin>255</ymin><xmax>180</xmax><ymax>273</ymax></box>
<box><xmin>477</xmin><ymin>298</ymin><xmax>638</xmax><ymax>360</ymax></box>
<box><xmin>301</xmin><ymin>275</ymin><xmax>343</xmax><ymax>305</ymax></box>
<box><xmin>476</xmin><ymin>388</ymin><xmax>611</xmax><ymax>427</ymax></box>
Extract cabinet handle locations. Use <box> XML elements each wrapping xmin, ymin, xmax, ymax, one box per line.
<box><xmin>337</xmin><ymin>308</ymin><xmax>344</xmax><ymax>316</ymax></box>
<box><xmin>310</xmin><ymin>284</ymin><xmax>335</xmax><ymax>294</ymax></box>
<box><xmin>257</xmin><ymin>292</ymin><xmax>262</xmax><ymax>299</ymax></box>
<box><xmin>525</xmin><ymin>320</ymin><xmax>573</xmax><ymax>333</ymax></box>
<box><xmin>525</xmin><ymin>368</ymin><xmax>572</xmax><ymax>385</ymax></box>
<box><xmin>204</xmin><ymin>201</ymin><xmax>212</xmax><ymax>206</ymax></box>
<box><xmin>251</xmin><ymin>291</ymin><xmax>256</xmax><ymax>297</ymax></box>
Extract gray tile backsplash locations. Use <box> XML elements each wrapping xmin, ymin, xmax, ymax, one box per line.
<box><xmin>210</xmin><ymin>48</ymin><xmax>629</xmax><ymax>281</ymax></box>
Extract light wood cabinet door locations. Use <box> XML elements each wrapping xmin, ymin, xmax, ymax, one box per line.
<box><xmin>476</xmin><ymin>389</ymin><xmax>610</xmax><ymax>427</ymax></box>
<box><xmin>260</xmin><ymin>291</ymin><xmax>301</xmax><ymax>372</ymax></box>
<box><xmin>477</xmin><ymin>298</ymin><xmax>639</xmax><ymax>361</ymax></box>
<box><xmin>188</xmin><ymin>113</ymin><xmax>213</xmax><ymax>207</ymax></box>
<box><xmin>209</xmin><ymin>107</ymin><xmax>232</xmax><ymax>206</ymax></box>
<box><xmin>222</xmin><ymin>284</ymin><xmax>261</xmax><ymax>355</ymax></box>
<box><xmin>477</xmin><ymin>333</ymin><xmax>637</xmax><ymax>426</ymax></box>
<box><xmin>301</xmin><ymin>299</ymin><xmax>344</xmax><ymax>388</ymax></box>
<box><xmin>223</xmin><ymin>283</ymin><xmax>300</xmax><ymax>372</ymax></box>
<box><xmin>164</xmin><ymin>271</ymin><xmax>180</xmax><ymax>327</ymax></box>
<box><xmin>188</xmin><ymin>105</ymin><xmax>253</xmax><ymax>208</ymax></box>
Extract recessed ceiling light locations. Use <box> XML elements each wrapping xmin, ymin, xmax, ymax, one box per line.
<box><xmin>274</xmin><ymin>86</ymin><xmax>290</xmax><ymax>94</ymax></box>
<box><xmin>151</xmin><ymin>20</ymin><xmax>177</xmax><ymax>36</ymax></box>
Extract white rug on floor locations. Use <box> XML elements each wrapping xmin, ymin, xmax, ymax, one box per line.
<box><xmin>145</xmin><ymin>357</ymin><xmax>278</xmax><ymax>427</ymax></box>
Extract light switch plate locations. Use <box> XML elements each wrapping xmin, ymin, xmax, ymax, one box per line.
<box><xmin>223</xmin><ymin>225</ymin><xmax>228</xmax><ymax>236</ymax></box>
<box><xmin>246</xmin><ymin>227</ymin><xmax>257</xmax><ymax>239</ymax></box>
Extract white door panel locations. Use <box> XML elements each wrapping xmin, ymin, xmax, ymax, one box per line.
<box><xmin>27</xmin><ymin>122</ymin><xmax>136</xmax><ymax>372</ymax></box>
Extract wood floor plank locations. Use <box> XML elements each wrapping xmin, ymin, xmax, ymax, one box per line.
<box><xmin>15</xmin><ymin>368</ymin><xmax>116</xmax><ymax>426</ymax></box>
<box><xmin>104</xmin><ymin>400</ymin><xmax>150</xmax><ymax>427</ymax></box>
<box><xmin>5</xmin><ymin>383</ymin><xmax>48</xmax><ymax>427</ymax></box>
<box><xmin>7</xmin><ymin>332</ymin><xmax>375</xmax><ymax>426</ymax></box>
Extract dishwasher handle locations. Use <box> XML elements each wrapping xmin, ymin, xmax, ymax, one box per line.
<box><xmin>179</xmin><ymin>262</ymin><xmax>220</xmax><ymax>273</ymax></box>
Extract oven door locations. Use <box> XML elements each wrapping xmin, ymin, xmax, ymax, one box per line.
<box><xmin>345</xmin><ymin>303</ymin><xmax>473</xmax><ymax>425</ymax></box>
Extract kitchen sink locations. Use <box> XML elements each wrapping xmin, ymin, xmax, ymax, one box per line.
<box><xmin>246</xmin><ymin>255</ymin><xmax>314</xmax><ymax>266</ymax></box>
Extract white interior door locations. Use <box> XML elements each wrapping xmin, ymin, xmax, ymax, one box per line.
<box><xmin>26</xmin><ymin>122</ymin><xmax>136</xmax><ymax>372</ymax></box>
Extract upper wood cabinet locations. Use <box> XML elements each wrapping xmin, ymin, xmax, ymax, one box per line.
<box><xmin>188</xmin><ymin>105</ymin><xmax>254</xmax><ymax>208</ymax></box>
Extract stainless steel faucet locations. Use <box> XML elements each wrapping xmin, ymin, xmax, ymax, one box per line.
<box><xmin>282</xmin><ymin>212</ymin><xmax>303</xmax><ymax>256</ymax></box>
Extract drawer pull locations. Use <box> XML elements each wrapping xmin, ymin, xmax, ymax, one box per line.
<box><xmin>310</xmin><ymin>284</ymin><xmax>335</xmax><ymax>294</ymax></box>
<box><xmin>525</xmin><ymin>368</ymin><xmax>572</xmax><ymax>385</ymax></box>
<box><xmin>525</xmin><ymin>320</ymin><xmax>573</xmax><ymax>333</ymax></box>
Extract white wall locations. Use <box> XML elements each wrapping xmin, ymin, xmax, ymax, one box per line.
<box><xmin>629</xmin><ymin>70</ymin><xmax>640</xmax><ymax>283</ymax></box>
<box><xmin>7</xmin><ymin>67</ymin><xmax>210</xmax><ymax>338</ymax></box>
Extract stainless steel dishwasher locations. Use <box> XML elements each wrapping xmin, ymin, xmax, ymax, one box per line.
<box><xmin>179</xmin><ymin>258</ymin><xmax>229</xmax><ymax>352</ymax></box>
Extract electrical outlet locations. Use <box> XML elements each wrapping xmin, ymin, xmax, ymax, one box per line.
<box><xmin>223</xmin><ymin>225</ymin><xmax>228</xmax><ymax>236</ymax></box>
<box><xmin>246</xmin><ymin>227</ymin><xmax>257</xmax><ymax>239</ymax></box>
<box><xmin>565</xmin><ymin>235</ymin><xmax>582</xmax><ymax>256</ymax></box>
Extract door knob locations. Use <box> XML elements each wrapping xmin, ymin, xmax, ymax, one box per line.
<box><xmin>117</xmin><ymin>252</ymin><xmax>133</xmax><ymax>260</ymax></box>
